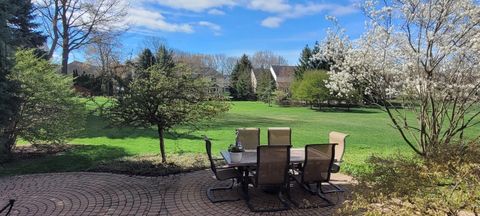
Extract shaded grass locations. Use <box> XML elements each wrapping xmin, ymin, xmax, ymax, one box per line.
<box><xmin>90</xmin><ymin>153</ymin><xmax>210</xmax><ymax>176</ymax></box>
<box><xmin>3</xmin><ymin>99</ymin><xmax>480</xmax><ymax>177</ymax></box>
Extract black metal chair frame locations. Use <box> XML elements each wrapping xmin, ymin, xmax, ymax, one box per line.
<box><xmin>205</xmin><ymin>138</ymin><xmax>242</xmax><ymax>203</ymax></box>
<box><xmin>290</xmin><ymin>144</ymin><xmax>337</xmax><ymax>207</ymax></box>
<box><xmin>245</xmin><ymin>145</ymin><xmax>291</xmax><ymax>212</ymax></box>
<box><xmin>0</xmin><ymin>199</ymin><xmax>15</xmax><ymax>216</ymax></box>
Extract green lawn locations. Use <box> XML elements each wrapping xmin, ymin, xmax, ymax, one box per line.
<box><xmin>2</xmin><ymin>100</ymin><xmax>479</xmax><ymax>176</ymax></box>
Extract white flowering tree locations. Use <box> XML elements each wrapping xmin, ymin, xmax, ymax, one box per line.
<box><xmin>326</xmin><ymin>0</ymin><xmax>480</xmax><ymax>157</ymax></box>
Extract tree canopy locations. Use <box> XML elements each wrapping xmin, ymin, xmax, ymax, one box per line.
<box><xmin>9</xmin><ymin>49</ymin><xmax>86</xmax><ymax>145</ymax></box>
<box><xmin>291</xmin><ymin>70</ymin><xmax>330</xmax><ymax>109</ymax></box>
<box><xmin>110</xmin><ymin>50</ymin><xmax>229</xmax><ymax>162</ymax></box>
<box><xmin>1</xmin><ymin>0</ymin><xmax>47</xmax><ymax>160</ymax></box>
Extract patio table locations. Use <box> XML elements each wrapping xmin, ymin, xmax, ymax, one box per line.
<box><xmin>220</xmin><ymin>149</ymin><xmax>306</xmax><ymax>166</ymax></box>
<box><xmin>220</xmin><ymin>148</ymin><xmax>306</xmax><ymax>196</ymax></box>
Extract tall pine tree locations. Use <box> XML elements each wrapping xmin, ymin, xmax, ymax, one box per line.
<box><xmin>310</xmin><ymin>41</ymin><xmax>329</xmax><ymax>71</ymax></box>
<box><xmin>155</xmin><ymin>45</ymin><xmax>175</xmax><ymax>69</ymax></box>
<box><xmin>256</xmin><ymin>70</ymin><xmax>276</xmax><ymax>106</ymax></box>
<box><xmin>9</xmin><ymin>0</ymin><xmax>46</xmax><ymax>51</ymax></box>
<box><xmin>294</xmin><ymin>45</ymin><xmax>312</xmax><ymax>80</ymax></box>
<box><xmin>137</xmin><ymin>48</ymin><xmax>156</xmax><ymax>71</ymax></box>
<box><xmin>229</xmin><ymin>54</ymin><xmax>254</xmax><ymax>100</ymax></box>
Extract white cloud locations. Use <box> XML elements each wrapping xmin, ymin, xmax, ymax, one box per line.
<box><xmin>261</xmin><ymin>3</ymin><xmax>359</xmax><ymax>28</ymax></box>
<box><xmin>150</xmin><ymin>0</ymin><xmax>236</xmax><ymax>12</ymax></box>
<box><xmin>198</xmin><ymin>21</ymin><xmax>221</xmax><ymax>31</ymax></box>
<box><xmin>207</xmin><ymin>9</ymin><xmax>226</xmax><ymax>15</ymax></box>
<box><xmin>261</xmin><ymin>17</ymin><xmax>284</xmax><ymax>28</ymax></box>
<box><xmin>247</xmin><ymin>0</ymin><xmax>291</xmax><ymax>13</ymax></box>
<box><xmin>126</xmin><ymin>7</ymin><xmax>194</xmax><ymax>33</ymax></box>
<box><xmin>198</xmin><ymin>21</ymin><xmax>222</xmax><ymax>35</ymax></box>
<box><xmin>123</xmin><ymin>1</ymin><xmax>359</xmax><ymax>32</ymax></box>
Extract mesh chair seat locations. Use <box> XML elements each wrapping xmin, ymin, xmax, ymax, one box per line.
<box><xmin>245</xmin><ymin>145</ymin><xmax>291</xmax><ymax>212</ymax></box>
<box><xmin>290</xmin><ymin>144</ymin><xmax>337</xmax><ymax>207</ymax></box>
<box><xmin>216</xmin><ymin>168</ymin><xmax>241</xmax><ymax>181</ymax></box>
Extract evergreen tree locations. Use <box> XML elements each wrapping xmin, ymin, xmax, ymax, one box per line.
<box><xmin>9</xmin><ymin>0</ymin><xmax>46</xmax><ymax>51</ymax></box>
<box><xmin>1</xmin><ymin>0</ymin><xmax>46</xmax><ymax>160</ymax></box>
<box><xmin>229</xmin><ymin>54</ymin><xmax>254</xmax><ymax>100</ymax></box>
<box><xmin>310</xmin><ymin>41</ymin><xmax>330</xmax><ymax>71</ymax></box>
<box><xmin>155</xmin><ymin>45</ymin><xmax>175</xmax><ymax>69</ymax></box>
<box><xmin>294</xmin><ymin>45</ymin><xmax>312</xmax><ymax>79</ymax></box>
<box><xmin>137</xmin><ymin>48</ymin><xmax>156</xmax><ymax>70</ymax></box>
<box><xmin>256</xmin><ymin>70</ymin><xmax>276</xmax><ymax>106</ymax></box>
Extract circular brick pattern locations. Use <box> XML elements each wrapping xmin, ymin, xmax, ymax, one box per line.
<box><xmin>0</xmin><ymin>173</ymin><xmax>164</xmax><ymax>216</ymax></box>
<box><xmin>0</xmin><ymin>171</ymin><xmax>351</xmax><ymax>216</ymax></box>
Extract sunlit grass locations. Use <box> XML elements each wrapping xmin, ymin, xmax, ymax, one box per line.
<box><xmin>3</xmin><ymin>98</ymin><xmax>480</xmax><ymax>176</ymax></box>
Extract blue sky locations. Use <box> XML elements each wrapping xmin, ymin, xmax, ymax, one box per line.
<box><xmin>72</xmin><ymin>0</ymin><xmax>367</xmax><ymax>65</ymax></box>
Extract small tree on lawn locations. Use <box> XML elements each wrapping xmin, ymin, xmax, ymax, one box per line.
<box><xmin>291</xmin><ymin>70</ymin><xmax>330</xmax><ymax>109</ymax></box>
<box><xmin>7</xmin><ymin>49</ymin><xmax>86</xmax><ymax>146</ymax></box>
<box><xmin>256</xmin><ymin>70</ymin><xmax>276</xmax><ymax>106</ymax></box>
<box><xmin>109</xmin><ymin>63</ymin><xmax>229</xmax><ymax>163</ymax></box>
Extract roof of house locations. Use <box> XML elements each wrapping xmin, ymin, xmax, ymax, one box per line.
<box><xmin>251</xmin><ymin>68</ymin><xmax>269</xmax><ymax>79</ymax></box>
<box><xmin>67</xmin><ymin>61</ymin><xmax>99</xmax><ymax>76</ymax></box>
<box><xmin>270</xmin><ymin>65</ymin><xmax>296</xmax><ymax>89</ymax></box>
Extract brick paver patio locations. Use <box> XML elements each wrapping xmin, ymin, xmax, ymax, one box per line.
<box><xmin>0</xmin><ymin>170</ymin><xmax>352</xmax><ymax>215</ymax></box>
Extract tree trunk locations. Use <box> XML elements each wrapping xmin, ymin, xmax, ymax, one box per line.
<box><xmin>0</xmin><ymin>123</ymin><xmax>17</xmax><ymax>162</ymax></box>
<box><xmin>60</xmin><ymin>4</ymin><xmax>69</xmax><ymax>74</ymax></box>
<box><xmin>157</xmin><ymin>125</ymin><xmax>166</xmax><ymax>163</ymax></box>
<box><xmin>61</xmin><ymin>45</ymin><xmax>69</xmax><ymax>74</ymax></box>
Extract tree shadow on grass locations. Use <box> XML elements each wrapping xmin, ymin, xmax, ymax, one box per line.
<box><xmin>75</xmin><ymin>114</ymin><xmax>204</xmax><ymax>140</ymax></box>
<box><xmin>312</xmin><ymin>107</ymin><xmax>382</xmax><ymax>114</ymax></box>
<box><xmin>210</xmin><ymin>114</ymin><xmax>305</xmax><ymax>129</ymax></box>
<box><xmin>0</xmin><ymin>144</ymin><xmax>130</xmax><ymax>177</ymax></box>
<box><xmin>89</xmin><ymin>153</ymin><xmax>210</xmax><ymax>176</ymax></box>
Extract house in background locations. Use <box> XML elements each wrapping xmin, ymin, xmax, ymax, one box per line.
<box><xmin>191</xmin><ymin>66</ymin><xmax>229</xmax><ymax>96</ymax></box>
<box><xmin>250</xmin><ymin>65</ymin><xmax>296</xmax><ymax>93</ymax></box>
<box><xmin>269</xmin><ymin>65</ymin><xmax>296</xmax><ymax>92</ymax></box>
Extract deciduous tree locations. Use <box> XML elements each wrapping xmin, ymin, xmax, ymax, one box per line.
<box><xmin>327</xmin><ymin>0</ymin><xmax>480</xmax><ymax>157</ymax></box>
<box><xmin>291</xmin><ymin>70</ymin><xmax>330</xmax><ymax>109</ymax></box>
<box><xmin>109</xmin><ymin>51</ymin><xmax>229</xmax><ymax>163</ymax></box>
<box><xmin>37</xmin><ymin>0</ymin><xmax>127</xmax><ymax>74</ymax></box>
<box><xmin>251</xmin><ymin>51</ymin><xmax>288</xmax><ymax>69</ymax></box>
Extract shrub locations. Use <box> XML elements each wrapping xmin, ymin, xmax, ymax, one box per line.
<box><xmin>338</xmin><ymin>140</ymin><xmax>480</xmax><ymax>215</ymax></box>
<box><xmin>7</xmin><ymin>50</ymin><xmax>86</xmax><ymax>145</ymax></box>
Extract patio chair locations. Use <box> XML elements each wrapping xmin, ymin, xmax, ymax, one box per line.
<box><xmin>246</xmin><ymin>145</ymin><xmax>291</xmax><ymax>212</ymax></box>
<box><xmin>290</xmin><ymin>144</ymin><xmax>336</xmax><ymax>207</ymax></box>
<box><xmin>267</xmin><ymin>127</ymin><xmax>291</xmax><ymax>146</ymax></box>
<box><xmin>205</xmin><ymin>137</ymin><xmax>242</xmax><ymax>203</ymax></box>
<box><xmin>236</xmin><ymin>128</ymin><xmax>260</xmax><ymax>150</ymax></box>
<box><xmin>325</xmin><ymin>131</ymin><xmax>349</xmax><ymax>193</ymax></box>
